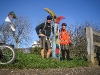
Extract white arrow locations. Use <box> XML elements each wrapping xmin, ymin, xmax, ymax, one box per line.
<box><xmin>5</xmin><ymin>17</ymin><xmax>15</xmax><ymax>31</ymax></box>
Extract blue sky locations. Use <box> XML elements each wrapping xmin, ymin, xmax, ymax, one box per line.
<box><xmin>0</xmin><ymin>0</ymin><xmax>100</xmax><ymax>48</ymax></box>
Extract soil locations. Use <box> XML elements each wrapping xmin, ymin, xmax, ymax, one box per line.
<box><xmin>0</xmin><ymin>66</ymin><xmax>100</xmax><ymax>75</ymax></box>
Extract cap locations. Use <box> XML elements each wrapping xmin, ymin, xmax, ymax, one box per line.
<box><xmin>47</xmin><ymin>15</ymin><xmax>52</xmax><ymax>20</ymax></box>
<box><xmin>62</xmin><ymin>23</ymin><xmax>67</xmax><ymax>26</ymax></box>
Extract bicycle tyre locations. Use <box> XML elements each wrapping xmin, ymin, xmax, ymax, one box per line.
<box><xmin>0</xmin><ymin>45</ymin><xmax>16</xmax><ymax>64</ymax></box>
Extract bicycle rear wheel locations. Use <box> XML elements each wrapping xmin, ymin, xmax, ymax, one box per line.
<box><xmin>0</xmin><ymin>45</ymin><xmax>16</xmax><ymax>64</ymax></box>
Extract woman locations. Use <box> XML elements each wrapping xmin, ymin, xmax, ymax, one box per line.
<box><xmin>60</xmin><ymin>23</ymin><xmax>71</xmax><ymax>60</ymax></box>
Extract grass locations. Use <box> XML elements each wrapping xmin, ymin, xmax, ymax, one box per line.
<box><xmin>0</xmin><ymin>51</ymin><xmax>89</xmax><ymax>69</ymax></box>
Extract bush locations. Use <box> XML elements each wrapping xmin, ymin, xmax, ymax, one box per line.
<box><xmin>30</xmin><ymin>47</ymin><xmax>41</xmax><ymax>54</ymax></box>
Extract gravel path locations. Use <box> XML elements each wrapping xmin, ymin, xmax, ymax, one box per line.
<box><xmin>0</xmin><ymin>66</ymin><xmax>100</xmax><ymax>75</ymax></box>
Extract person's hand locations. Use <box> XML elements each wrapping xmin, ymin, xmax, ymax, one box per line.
<box><xmin>39</xmin><ymin>34</ymin><xmax>45</xmax><ymax>37</ymax></box>
<box><xmin>69</xmin><ymin>42</ymin><xmax>73</xmax><ymax>46</ymax></box>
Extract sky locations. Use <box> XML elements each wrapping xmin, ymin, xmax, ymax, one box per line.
<box><xmin>0</xmin><ymin>0</ymin><xmax>100</xmax><ymax>48</ymax></box>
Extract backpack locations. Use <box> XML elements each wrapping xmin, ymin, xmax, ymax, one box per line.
<box><xmin>42</xmin><ymin>22</ymin><xmax>53</xmax><ymax>36</ymax></box>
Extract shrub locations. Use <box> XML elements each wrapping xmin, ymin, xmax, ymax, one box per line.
<box><xmin>30</xmin><ymin>47</ymin><xmax>41</xmax><ymax>54</ymax></box>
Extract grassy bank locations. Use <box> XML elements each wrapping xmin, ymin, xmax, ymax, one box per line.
<box><xmin>0</xmin><ymin>51</ymin><xmax>88</xmax><ymax>69</ymax></box>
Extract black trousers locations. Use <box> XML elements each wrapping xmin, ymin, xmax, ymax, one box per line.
<box><xmin>61</xmin><ymin>50</ymin><xmax>70</xmax><ymax>60</ymax></box>
<box><xmin>60</xmin><ymin>44</ymin><xmax>70</xmax><ymax>60</ymax></box>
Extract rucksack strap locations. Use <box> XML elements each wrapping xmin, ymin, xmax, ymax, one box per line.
<box><xmin>42</xmin><ymin>22</ymin><xmax>46</xmax><ymax>31</ymax></box>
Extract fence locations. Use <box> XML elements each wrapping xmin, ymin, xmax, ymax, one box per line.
<box><xmin>86</xmin><ymin>26</ymin><xmax>100</xmax><ymax>65</ymax></box>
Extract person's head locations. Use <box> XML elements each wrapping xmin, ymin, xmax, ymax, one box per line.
<box><xmin>47</xmin><ymin>15</ymin><xmax>52</xmax><ymax>23</ymax></box>
<box><xmin>61</xmin><ymin>23</ymin><xmax>67</xmax><ymax>30</ymax></box>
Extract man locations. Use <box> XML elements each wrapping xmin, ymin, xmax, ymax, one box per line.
<box><xmin>35</xmin><ymin>15</ymin><xmax>53</xmax><ymax>58</ymax></box>
<box><xmin>60</xmin><ymin>23</ymin><xmax>71</xmax><ymax>60</ymax></box>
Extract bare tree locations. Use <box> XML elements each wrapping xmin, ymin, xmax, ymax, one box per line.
<box><xmin>0</xmin><ymin>16</ymin><xmax>33</xmax><ymax>48</ymax></box>
<box><xmin>10</xmin><ymin>16</ymin><xmax>33</xmax><ymax>48</ymax></box>
<box><xmin>69</xmin><ymin>21</ymin><xmax>100</xmax><ymax>58</ymax></box>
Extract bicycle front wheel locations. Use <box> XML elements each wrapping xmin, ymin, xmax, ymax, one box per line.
<box><xmin>0</xmin><ymin>45</ymin><xmax>16</xmax><ymax>64</ymax></box>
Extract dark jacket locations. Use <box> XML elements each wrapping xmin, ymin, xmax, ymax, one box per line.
<box><xmin>35</xmin><ymin>22</ymin><xmax>54</xmax><ymax>37</ymax></box>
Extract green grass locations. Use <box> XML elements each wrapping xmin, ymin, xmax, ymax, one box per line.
<box><xmin>0</xmin><ymin>51</ymin><xmax>89</xmax><ymax>69</ymax></box>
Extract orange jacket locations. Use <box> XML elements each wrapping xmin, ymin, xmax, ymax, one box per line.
<box><xmin>60</xmin><ymin>29</ymin><xmax>71</xmax><ymax>45</ymax></box>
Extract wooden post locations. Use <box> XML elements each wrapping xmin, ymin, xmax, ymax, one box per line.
<box><xmin>86</xmin><ymin>27</ymin><xmax>94</xmax><ymax>65</ymax></box>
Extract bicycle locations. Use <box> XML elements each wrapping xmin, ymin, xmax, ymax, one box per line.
<box><xmin>0</xmin><ymin>42</ymin><xmax>16</xmax><ymax>64</ymax></box>
<box><xmin>0</xmin><ymin>14</ymin><xmax>16</xmax><ymax>64</ymax></box>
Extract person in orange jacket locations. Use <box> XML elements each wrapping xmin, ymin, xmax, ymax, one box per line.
<box><xmin>60</xmin><ymin>23</ymin><xmax>71</xmax><ymax>60</ymax></box>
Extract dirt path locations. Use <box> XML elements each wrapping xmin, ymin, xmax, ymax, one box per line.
<box><xmin>0</xmin><ymin>66</ymin><xmax>100</xmax><ymax>75</ymax></box>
